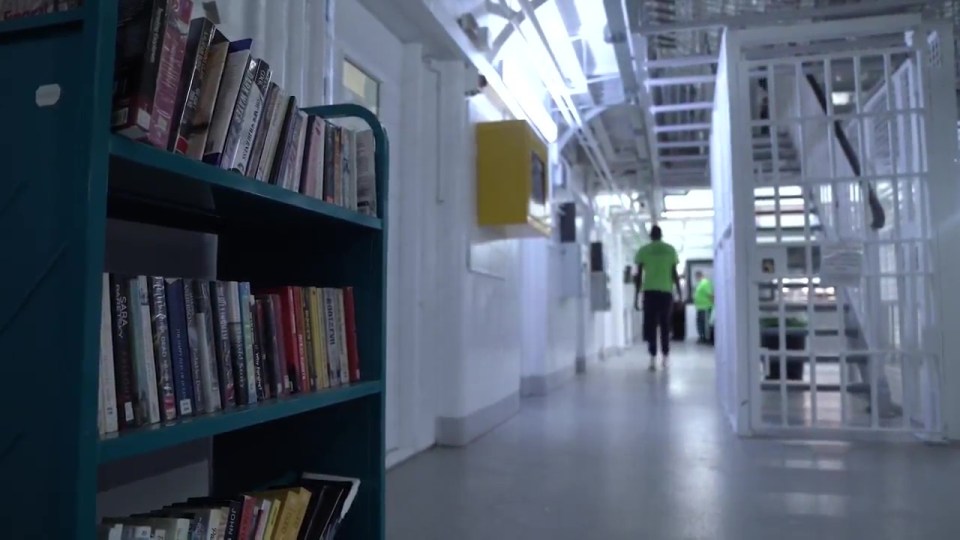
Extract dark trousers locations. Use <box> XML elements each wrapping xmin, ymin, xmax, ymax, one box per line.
<box><xmin>643</xmin><ymin>291</ymin><xmax>673</xmax><ymax>357</ymax></box>
<box><xmin>696</xmin><ymin>309</ymin><xmax>708</xmax><ymax>341</ymax></box>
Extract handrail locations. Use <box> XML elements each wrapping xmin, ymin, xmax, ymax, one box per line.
<box><xmin>802</xmin><ymin>75</ymin><xmax>885</xmax><ymax>230</ymax></box>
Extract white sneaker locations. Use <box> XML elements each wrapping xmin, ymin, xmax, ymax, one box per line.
<box><xmin>662</xmin><ymin>356</ymin><xmax>670</xmax><ymax>369</ymax></box>
<box><xmin>648</xmin><ymin>357</ymin><xmax>656</xmax><ymax>371</ymax></box>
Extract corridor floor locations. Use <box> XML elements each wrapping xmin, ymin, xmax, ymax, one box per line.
<box><xmin>385</xmin><ymin>345</ymin><xmax>960</xmax><ymax>539</ymax></box>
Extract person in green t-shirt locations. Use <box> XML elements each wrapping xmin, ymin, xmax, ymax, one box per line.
<box><xmin>693</xmin><ymin>271</ymin><xmax>714</xmax><ymax>344</ymax></box>
<box><xmin>633</xmin><ymin>225</ymin><xmax>682</xmax><ymax>371</ymax></box>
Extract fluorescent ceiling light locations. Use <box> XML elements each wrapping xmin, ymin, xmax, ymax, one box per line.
<box><xmin>662</xmin><ymin>209</ymin><xmax>715</xmax><ymax>219</ymax></box>
<box><xmin>518</xmin><ymin>2</ymin><xmax>587</xmax><ymax>93</ymax></box>
<box><xmin>501</xmin><ymin>54</ymin><xmax>558</xmax><ymax>142</ymax></box>
<box><xmin>831</xmin><ymin>91</ymin><xmax>853</xmax><ymax>106</ymax></box>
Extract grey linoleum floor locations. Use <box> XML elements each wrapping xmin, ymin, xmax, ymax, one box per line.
<box><xmin>386</xmin><ymin>345</ymin><xmax>960</xmax><ymax>539</ymax></box>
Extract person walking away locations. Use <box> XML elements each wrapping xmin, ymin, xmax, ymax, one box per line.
<box><xmin>633</xmin><ymin>225</ymin><xmax>682</xmax><ymax>371</ymax></box>
<box><xmin>693</xmin><ymin>271</ymin><xmax>714</xmax><ymax>344</ymax></box>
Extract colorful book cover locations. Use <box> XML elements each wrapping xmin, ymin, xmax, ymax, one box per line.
<box><xmin>225</xmin><ymin>282</ymin><xmax>249</xmax><ymax>405</ymax></box>
<box><xmin>169</xmin><ymin>17</ymin><xmax>216</xmax><ymax>152</ymax></box>
<box><xmin>148</xmin><ymin>276</ymin><xmax>178</xmax><ymax>422</ymax></box>
<box><xmin>163</xmin><ymin>278</ymin><xmax>195</xmax><ymax>417</ymax></box>
<box><xmin>211</xmin><ymin>281</ymin><xmax>237</xmax><ymax>408</ymax></box>
<box><xmin>146</xmin><ymin>0</ymin><xmax>194</xmax><ymax>148</ymax></box>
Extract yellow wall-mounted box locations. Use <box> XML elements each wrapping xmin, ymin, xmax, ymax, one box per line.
<box><xmin>475</xmin><ymin>119</ymin><xmax>550</xmax><ymax>237</ymax></box>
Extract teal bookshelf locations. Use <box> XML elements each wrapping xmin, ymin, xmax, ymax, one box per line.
<box><xmin>0</xmin><ymin>4</ymin><xmax>388</xmax><ymax>538</ymax></box>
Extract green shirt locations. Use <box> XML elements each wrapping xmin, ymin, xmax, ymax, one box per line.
<box><xmin>634</xmin><ymin>241</ymin><xmax>679</xmax><ymax>293</ymax></box>
<box><xmin>694</xmin><ymin>278</ymin><xmax>714</xmax><ymax>310</ymax></box>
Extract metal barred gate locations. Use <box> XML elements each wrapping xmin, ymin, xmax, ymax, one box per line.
<box><xmin>712</xmin><ymin>15</ymin><xmax>960</xmax><ymax>438</ymax></box>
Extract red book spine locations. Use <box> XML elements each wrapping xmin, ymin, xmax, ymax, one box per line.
<box><xmin>343</xmin><ymin>287</ymin><xmax>361</xmax><ymax>383</ymax></box>
<box><xmin>292</xmin><ymin>288</ymin><xmax>311</xmax><ymax>392</ymax></box>
<box><xmin>237</xmin><ymin>495</ymin><xmax>257</xmax><ymax>540</ymax></box>
<box><xmin>147</xmin><ymin>0</ymin><xmax>193</xmax><ymax>148</ymax></box>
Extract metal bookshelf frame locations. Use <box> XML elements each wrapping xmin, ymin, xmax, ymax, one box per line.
<box><xmin>0</xmin><ymin>5</ymin><xmax>389</xmax><ymax>537</ymax></box>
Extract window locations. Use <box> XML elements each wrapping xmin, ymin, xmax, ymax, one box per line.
<box><xmin>342</xmin><ymin>59</ymin><xmax>380</xmax><ymax>116</ymax></box>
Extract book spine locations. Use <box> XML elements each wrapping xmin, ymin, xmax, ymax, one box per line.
<box><xmin>134</xmin><ymin>277</ymin><xmax>162</xmax><ymax>424</ymax></box>
<box><xmin>308</xmin><ymin>287</ymin><xmax>328</xmax><ymax>390</ymax></box>
<box><xmin>355</xmin><ymin>129</ymin><xmax>377</xmax><ymax>216</ymax></box>
<box><xmin>109</xmin><ymin>275</ymin><xmax>139</xmax><ymax>428</ymax></box>
<box><xmin>236</xmin><ymin>495</ymin><xmax>257</xmax><ymax>540</ymax></box>
<box><xmin>203</xmin><ymin>39</ymin><xmax>252</xmax><ymax>166</ymax></box>
<box><xmin>322</xmin><ymin>288</ymin><xmax>341</xmax><ymax>386</ymax></box>
<box><xmin>281</xmin><ymin>288</ymin><xmax>305</xmax><ymax>392</ymax></box>
<box><xmin>211</xmin><ymin>281</ymin><xmax>237</xmax><ymax>408</ymax></box>
<box><xmin>148</xmin><ymin>277</ymin><xmax>177</xmax><ymax>422</ymax></box>
<box><xmin>339</xmin><ymin>127</ymin><xmax>354</xmax><ymax>209</ymax></box>
<box><xmin>225</xmin><ymin>282</ymin><xmax>249</xmax><ymax>405</ymax></box>
<box><xmin>181</xmin><ymin>280</ymin><xmax>207</xmax><ymax>414</ymax></box>
<box><xmin>335</xmin><ymin>289</ymin><xmax>349</xmax><ymax>386</ymax></box>
<box><xmin>322</xmin><ymin>123</ymin><xmax>336</xmax><ymax>203</ymax></box>
<box><xmin>238</xmin><ymin>283</ymin><xmax>258</xmax><ymax>403</ymax></box>
<box><xmin>247</xmin><ymin>82</ymin><xmax>279</xmax><ymax>177</ymax></box>
<box><xmin>260</xmin><ymin>296</ymin><xmax>282</xmax><ymax>396</ymax></box>
<box><xmin>219</xmin><ymin>56</ymin><xmax>258</xmax><ymax>171</ymax></box>
<box><xmin>163</xmin><ymin>278</ymin><xmax>194</xmax><ymax>417</ymax></box>
<box><xmin>170</xmin><ymin>17</ymin><xmax>215</xmax><ymax>152</ymax></box>
<box><xmin>111</xmin><ymin>0</ymin><xmax>167</xmax><ymax>139</ymax></box>
<box><xmin>146</xmin><ymin>0</ymin><xmax>193</xmax><ymax>148</ymax></box>
<box><xmin>100</xmin><ymin>274</ymin><xmax>119</xmax><ymax>434</ymax></box>
<box><xmin>293</xmin><ymin>288</ymin><xmax>313</xmax><ymax>391</ymax></box>
<box><xmin>268</xmin><ymin>96</ymin><xmax>298</xmax><ymax>185</ymax></box>
<box><xmin>290</xmin><ymin>111</ymin><xmax>309</xmax><ymax>192</ymax></box>
<box><xmin>192</xmin><ymin>280</ymin><xmax>223</xmax><ymax>412</ymax></box>
<box><xmin>333</xmin><ymin>126</ymin><xmax>343</xmax><ymax>205</ymax></box>
<box><xmin>234</xmin><ymin>59</ymin><xmax>272</xmax><ymax>175</ymax></box>
<box><xmin>184</xmin><ymin>30</ymin><xmax>229</xmax><ymax>159</ymax></box>
<box><xmin>300</xmin><ymin>287</ymin><xmax>317</xmax><ymax>391</ymax></box>
<box><xmin>223</xmin><ymin>500</ymin><xmax>241</xmax><ymax>540</ymax></box>
<box><xmin>266</xmin><ymin>294</ymin><xmax>291</xmax><ymax>394</ymax></box>
<box><xmin>252</xmin><ymin>299</ymin><xmax>270</xmax><ymax>400</ymax></box>
<box><xmin>343</xmin><ymin>287</ymin><xmax>361</xmax><ymax>383</ymax></box>
<box><xmin>255</xmin><ymin>91</ymin><xmax>290</xmax><ymax>182</ymax></box>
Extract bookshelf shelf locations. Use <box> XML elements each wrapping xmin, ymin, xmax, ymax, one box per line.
<box><xmin>0</xmin><ymin>0</ymin><xmax>389</xmax><ymax>533</ymax></box>
<box><xmin>98</xmin><ymin>381</ymin><xmax>383</xmax><ymax>464</ymax></box>
<box><xmin>0</xmin><ymin>8</ymin><xmax>84</xmax><ymax>36</ymax></box>
<box><xmin>109</xmin><ymin>135</ymin><xmax>383</xmax><ymax>233</ymax></box>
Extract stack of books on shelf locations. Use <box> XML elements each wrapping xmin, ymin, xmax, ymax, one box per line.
<box><xmin>111</xmin><ymin>0</ymin><xmax>377</xmax><ymax>216</ymax></box>
<box><xmin>98</xmin><ymin>273</ymin><xmax>361</xmax><ymax>435</ymax></box>
<box><xmin>0</xmin><ymin>0</ymin><xmax>80</xmax><ymax>20</ymax></box>
<box><xmin>98</xmin><ymin>472</ymin><xmax>360</xmax><ymax>540</ymax></box>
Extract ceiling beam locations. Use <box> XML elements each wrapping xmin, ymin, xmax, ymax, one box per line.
<box><xmin>650</xmin><ymin>101</ymin><xmax>713</xmax><ymax>114</ymax></box>
<box><xmin>631</xmin><ymin>0</ymin><xmax>928</xmax><ymax>35</ymax></box>
<box><xmin>644</xmin><ymin>55</ymin><xmax>718</xmax><ymax>69</ymax></box>
<box><xmin>658</xmin><ymin>154</ymin><xmax>709</xmax><ymax>163</ymax></box>
<box><xmin>658</xmin><ymin>140</ymin><xmax>709</xmax><ymax>150</ymax></box>
<box><xmin>645</xmin><ymin>75</ymin><xmax>715</xmax><ymax>87</ymax></box>
<box><xmin>654</xmin><ymin>123</ymin><xmax>711</xmax><ymax>134</ymax></box>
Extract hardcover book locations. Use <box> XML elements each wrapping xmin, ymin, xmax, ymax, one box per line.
<box><xmin>233</xmin><ymin>59</ymin><xmax>273</xmax><ymax>175</ymax></box>
<box><xmin>182</xmin><ymin>280</ymin><xmax>207</xmax><ymax>414</ymax></box>
<box><xmin>111</xmin><ymin>0</ymin><xmax>167</xmax><ymax>139</ymax></box>
<box><xmin>148</xmin><ymin>276</ymin><xmax>178</xmax><ymax>422</ymax></box>
<box><xmin>219</xmin><ymin>55</ymin><xmax>260</xmax><ymax>172</ymax></box>
<box><xmin>225</xmin><ymin>282</ymin><xmax>249</xmax><ymax>405</ymax></box>
<box><xmin>211</xmin><ymin>281</ymin><xmax>237</xmax><ymax>408</ymax></box>
<box><xmin>132</xmin><ymin>276</ymin><xmax>161</xmax><ymax>424</ymax></box>
<box><xmin>238</xmin><ymin>283</ymin><xmax>258</xmax><ymax>403</ymax></box>
<box><xmin>146</xmin><ymin>0</ymin><xmax>193</xmax><ymax>148</ymax></box>
<box><xmin>109</xmin><ymin>274</ymin><xmax>139</xmax><ymax>428</ymax></box>
<box><xmin>355</xmin><ymin>129</ymin><xmax>378</xmax><ymax>216</ymax></box>
<box><xmin>203</xmin><ymin>38</ymin><xmax>253</xmax><ymax>166</ymax></box>
<box><xmin>163</xmin><ymin>278</ymin><xmax>194</xmax><ymax>417</ymax></box>
<box><xmin>247</xmin><ymin>82</ymin><xmax>280</xmax><ymax>178</ymax></box>
<box><xmin>182</xmin><ymin>28</ymin><xmax>229</xmax><ymax>159</ymax></box>
<box><xmin>99</xmin><ymin>274</ymin><xmax>119</xmax><ymax>434</ymax></box>
<box><xmin>255</xmin><ymin>90</ymin><xmax>291</xmax><ymax>182</ymax></box>
<box><xmin>191</xmin><ymin>280</ymin><xmax>223</xmax><ymax>412</ymax></box>
<box><xmin>169</xmin><ymin>17</ymin><xmax>216</xmax><ymax>153</ymax></box>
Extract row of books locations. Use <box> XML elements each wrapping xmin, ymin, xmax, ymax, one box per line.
<box><xmin>98</xmin><ymin>472</ymin><xmax>359</xmax><ymax>540</ymax></box>
<box><xmin>0</xmin><ymin>0</ymin><xmax>79</xmax><ymax>20</ymax></box>
<box><xmin>111</xmin><ymin>0</ymin><xmax>377</xmax><ymax>215</ymax></box>
<box><xmin>98</xmin><ymin>274</ymin><xmax>361</xmax><ymax>435</ymax></box>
